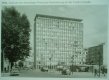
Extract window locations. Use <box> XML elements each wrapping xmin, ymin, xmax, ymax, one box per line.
<box><xmin>80</xmin><ymin>52</ymin><xmax>81</xmax><ymax>54</ymax></box>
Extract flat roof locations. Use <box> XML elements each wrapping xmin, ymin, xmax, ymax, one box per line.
<box><xmin>84</xmin><ymin>43</ymin><xmax>104</xmax><ymax>50</ymax></box>
<box><xmin>34</xmin><ymin>14</ymin><xmax>82</xmax><ymax>22</ymax></box>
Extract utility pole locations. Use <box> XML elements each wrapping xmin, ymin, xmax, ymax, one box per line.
<box><xmin>34</xmin><ymin>16</ymin><xmax>36</xmax><ymax>69</ymax></box>
<box><xmin>98</xmin><ymin>51</ymin><xmax>101</xmax><ymax>77</ymax></box>
<box><xmin>49</xmin><ymin>53</ymin><xmax>53</xmax><ymax>69</ymax></box>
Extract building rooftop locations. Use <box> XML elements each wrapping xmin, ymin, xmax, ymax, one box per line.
<box><xmin>34</xmin><ymin>14</ymin><xmax>82</xmax><ymax>22</ymax></box>
<box><xmin>84</xmin><ymin>43</ymin><xmax>105</xmax><ymax>50</ymax></box>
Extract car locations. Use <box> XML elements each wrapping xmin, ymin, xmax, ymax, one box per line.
<box><xmin>56</xmin><ymin>66</ymin><xmax>64</xmax><ymax>71</ymax></box>
<box><xmin>41</xmin><ymin>67</ymin><xmax>48</xmax><ymax>72</ymax></box>
<box><xmin>61</xmin><ymin>67</ymin><xmax>71</xmax><ymax>75</ymax></box>
<box><xmin>10</xmin><ymin>67</ymin><xmax>20</xmax><ymax>76</ymax></box>
<box><xmin>23</xmin><ymin>64</ymin><xmax>33</xmax><ymax>70</ymax></box>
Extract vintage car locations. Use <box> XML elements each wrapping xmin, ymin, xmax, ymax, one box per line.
<box><xmin>10</xmin><ymin>67</ymin><xmax>20</xmax><ymax>76</ymax></box>
<box><xmin>40</xmin><ymin>67</ymin><xmax>48</xmax><ymax>72</ymax></box>
<box><xmin>61</xmin><ymin>67</ymin><xmax>71</xmax><ymax>75</ymax></box>
<box><xmin>56</xmin><ymin>66</ymin><xmax>64</xmax><ymax>71</ymax></box>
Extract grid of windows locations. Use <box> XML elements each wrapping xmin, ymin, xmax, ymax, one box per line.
<box><xmin>35</xmin><ymin>15</ymin><xmax>83</xmax><ymax>69</ymax></box>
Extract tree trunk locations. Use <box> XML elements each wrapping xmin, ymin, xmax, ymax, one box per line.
<box><xmin>11</xmin><ymin>62</ymin><xmax>14</xmax><ymax>70</ymax></box>
<box><xmin>1</xmin><ymin>52</ymin><xmax>3</xmax><ymax>72</ymax></box>
<box><xmin>9</xmin><ymin>61</ymin><xmax>14</xmax><ymax>72</ymax></box>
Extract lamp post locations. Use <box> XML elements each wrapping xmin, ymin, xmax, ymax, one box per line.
<box><xmin>98</xmin><ymin>51</ymin><xmax>101</xmax><ymax>77</ymax></box>
<box><xmin>49</xmin><ymin>53</ymin><xmax>53</xmax><ymax>69</ymax></box>
<box><xmin>70</xmin><ymin>55</ymin><xmax>74</xmax><ymax>74</ymax></box>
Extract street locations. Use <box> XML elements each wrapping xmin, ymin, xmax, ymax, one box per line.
<box><xmin>1</xmin><ymin>69</ymin><xmax>107</xmax><ymax>78</ymax></box>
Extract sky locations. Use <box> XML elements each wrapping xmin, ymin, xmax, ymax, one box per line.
<box><xmin>11</xmin><ymin>5</ymin><xmax>108</xmax><ymax>47</ymax></box>
<box><xmin>3</xmin><ymin>5</ymin><xmax>108</xmax><ymax>64</ymax></box>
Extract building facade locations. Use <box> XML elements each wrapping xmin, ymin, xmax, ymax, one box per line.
<box><xmin>85</xmin><ymin>44</ymin><xmax>103</xmax><ymax>65</ymax></box>
<box><xmin>34</xmin><ymin>14</ymin><xmax>83</xmax><ymax>69</ymax></box>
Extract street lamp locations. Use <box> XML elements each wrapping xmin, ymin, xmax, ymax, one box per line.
<box><xmin>98</xmin><ymin>51</ymin><xmax>101</xmax><ymax>77</ymax></box>
<box><xmin>49</xmin><ymin>53</ymin><xmax>53</xmax><ymax>69</ymax></box>
<box><xmin>70</xmin><ymin>55</ymin><xmax>74</xmax><ymax>74</ymax></box>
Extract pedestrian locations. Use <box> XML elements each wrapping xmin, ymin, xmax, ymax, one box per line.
<box><xmin>11</xmin><ymin>62</ymin><xmax>14</xmax><ymax>71</ymax></box>
<box><xmin>18</xmin><ymin>61</ymin><xmax>23</xmax><ymax>71</ymax></box>
<box><xmin>101</xmin><ymin>67</ymin><xmax>106</xmax><ymax>76</ymax></box>
<box><xmin>15</xmin><ymin>63</ymin><xmax>17</xmax><ymax>68</ymax></box>
<box><xmin>94</xmin><ymin>69</ymin><xmax>98</xmax><ymax>77</ymax></box>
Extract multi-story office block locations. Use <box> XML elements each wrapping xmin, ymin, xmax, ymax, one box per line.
<box><xmin>85</xmin><ymin>44</ymin><xmax>103</xmax><ymax>65</ymax></box>
<box><xmin>34</xmin><ymin>14</ymin><xmax>83</xmax><ymax>69</ymax></box>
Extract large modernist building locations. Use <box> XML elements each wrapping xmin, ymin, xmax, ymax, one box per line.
<box><xmin>34</xmin><ymin>14</ymin><xmax>83</xmax><ymax>69</ymax></box>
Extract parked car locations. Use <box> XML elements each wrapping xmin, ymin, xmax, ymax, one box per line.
<box><xmin>10</xmin><ymin>67</ymin><xmax>20</xmax><ymax>76</ymax></box>
<box><xmin>56</xmin><ymin>66</ymin><xmax>64</xmax><ymax>71</ymax></box>
<box><xmin>41</xmin><ymin>67</ymin><xmax>48</xmax><ymax>72</ymax></box>
<box><xmin>61</xmin><ymin>67</ymin><xmax>71</xmax><ymax>75</ymax></box>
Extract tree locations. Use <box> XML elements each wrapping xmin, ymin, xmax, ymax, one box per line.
<box><xmin>1</xmin><ymin>7</ymin><xmax>31</xmax><ymax>71</ymax></box>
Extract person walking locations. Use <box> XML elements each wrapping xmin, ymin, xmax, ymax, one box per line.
<box><xmin>94</xmin><ymin>69</ymin><xmax>98</xmax><ymax>77</ymax></box>
<box><xmin>18</xmin><ymin>61</ymin><xmax>23</xmax><ymax>71</ymax></box>
<box><xmin>101</xmin><ymin>67</ymin><xmax>106</xmax><ymax>76</ymax></box>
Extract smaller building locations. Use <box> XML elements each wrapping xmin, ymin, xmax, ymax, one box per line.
<box><xmin>85</xmin><ymin>44</ymin><xmax>104</xmax><ymax>65</ymax></box>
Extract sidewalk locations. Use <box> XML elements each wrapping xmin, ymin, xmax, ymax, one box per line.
<box><xmin>1</xmin><ymin>71</ymin><xmax>20</xmax><ymax>77</ymax></box>
<box><xmin>1</xmin><ymin>73</ymin><xmax>10</xmax><ymax>77</ymax></box>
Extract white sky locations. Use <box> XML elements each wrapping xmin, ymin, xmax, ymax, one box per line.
<box><xmin>12</xmin><ymin>5</ymin><xmax>108</xmax><ymax>47</ymax></box>
<box><xmin>3</xmin><ymin>5</ymin><xmax>108</xmax><ymax>64</ymax></box>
